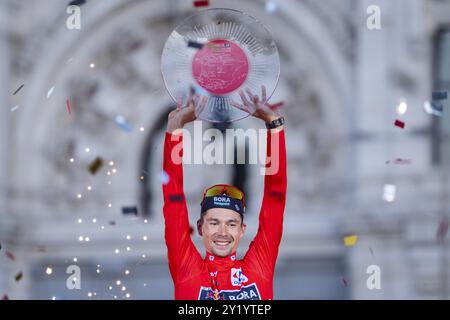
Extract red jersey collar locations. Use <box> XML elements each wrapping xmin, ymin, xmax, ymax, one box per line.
<box><xmin>206</xmin><ymin>252</ymin><xmax>237</xmax><ymax>270</ymax></box>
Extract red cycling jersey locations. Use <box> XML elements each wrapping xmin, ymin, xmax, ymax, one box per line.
<box><xmin>162</xmin><ymin>129</ymin><xmax>287</xmax><ymax>300</ymax></box>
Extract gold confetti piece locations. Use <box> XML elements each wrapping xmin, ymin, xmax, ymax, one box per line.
<box><xmin>15</xmin><ymin>271</ymin><xmax>23</xmax><ymax>282</ymax></box>
<box><xmin>343</xmin><ymin>235</ymin><xmax>358</xmax><ymax>247</ymax></box>
<box><xmin>88</xmin><ymin>157</ymin><xmax>103</xmax><ymax>175</ymax></box>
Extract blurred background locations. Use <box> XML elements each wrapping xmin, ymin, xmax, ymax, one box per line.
<box><xmin>1</xmin><ymin>0</ymin><xmax>450</xmax><ymax>300</ymax></box>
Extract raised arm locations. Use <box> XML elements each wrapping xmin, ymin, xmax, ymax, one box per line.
<box><xmin>245</xmin><ymin>128</ymin><xmax>287</xmax><ymax>276</ymax></box>
<box><xmin>231</xmin><ymin>86</ymin><xmax>287</xmax><ymax>277</ymax></box>
<box><xmin>162</xmin><ymin>93</ymin><xmax>207</xmax><ymax>281</ymax></box>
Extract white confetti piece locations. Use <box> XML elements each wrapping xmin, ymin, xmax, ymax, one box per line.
<box><xmin>47</xmin><ymin>86</ymin><xmax>55</xmax><ymax>98</ymax></box>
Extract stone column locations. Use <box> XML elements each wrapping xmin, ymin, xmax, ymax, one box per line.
<box><xmin>0</xmin><ymin>0</ymin><xmax>12</xmax><ymax>296</ymax></box>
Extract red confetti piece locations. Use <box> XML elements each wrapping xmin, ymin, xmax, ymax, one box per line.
<box><xmin>437</xmin><ymin>217</ymin><xmax>449</xmax><ymax>242</ymax></box>
<box><xmin>5</xmin><ymin>250</ymin><xmax>15</xmax><ymax>261</ymax></box>
<box><xmin>66</xmin><ymin>98</ymin><xmax>72</xmax><ymax>115</ymax></box>
<box><xmin>267</xmin><ymin>102</ymin><xmax>284</xmax><ymax>111</ymax></box>
<box><xmin>193</xmin><ymin>0</ymin><xmax>209</xmax><ymax>7</ymax></box>
<box><xmin>393</xmin><ymin>158</ymin><xmax>411</xmax><ymax>165</ymax></box>
<box><xmin>394</xmin><ymin>119</ymin><xmax>405</xmax><ymax>129</ymax></box>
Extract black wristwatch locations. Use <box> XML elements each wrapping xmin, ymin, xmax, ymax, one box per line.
<box><xmin>265</xmin><ymin>116</ymin><xmax>285</xmax><ymax>129</ymax></box>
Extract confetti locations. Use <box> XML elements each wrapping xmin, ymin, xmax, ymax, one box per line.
<box><xmin>160</xmin><ymin>170</ymin><xmax>170</xmax><ymax>185</ymax></box>
<box><xmin>66</xmin><ymin>98</ymin><xmax>72</xmax><ymax>114</ymax></box>
<box><xmin>15</xmin><ymin>271</ymin><xmax>23</xmax><ymax>282</ymax></box>
<box><xmin>424</xmin><ymin>100</ymin><xmax>442</xmax><ymax>116</ymax></box>
<box><xmin>393</xmin><ymin>158</ymin><xmax>411</xmax><ymax>165</ymax></box>
<box><xmin>386</xmin><ymin>158</ymin><xmax>411</xmax><ymax>165</ymax></box>
<box><xmin>343</xmin><ymin>235</ymin><xmax>358</xmax><ymax>247</ymax></box>
<box><xmin>12</xmin><ymin>84</ymin><xmax>24</xmax><ymax>95</ymax></box>
<box><xmin>139</xmin><ymin>170</ymin><xmax>147</xmax><ymax>181</ymax></box>
<box><xmin>5</xmin><ymin>250</ymin><xmax>15</xmax><ymax>261</ymax></box>
<box><xmin>341</xmin><ymin>277</ymin><xmax>348</xmax><ymax>287</ymax></box>
<box><xmin>114</xmin><ymin>115</ymin><xmax>133</xmax><ymax>132</ymax></box>
<box><xmin>396</xmin><ymin>101</ymin><xmax>407</xmax><ymax>115</ymax></box>
<box><xmin>382</xmin><ymin>184</ymin><xmax>396</xmax><ymax>202</ymax></box>
<box><xmin>265</xmin><ymin>0</ymin><xmax>278</xmax><ymax>14</ymax></box>
<box><xmin>10</xmin><ymin>105</ymin><xmax>19</xmax><ymax>112</ymax></box>
<box><xmin>437</xmin><ymin>217</ymin><xmax>449</xmax><ymax>242</ymax></box>
<box><xmin>169</xmin><ymin>194</ymin><xmax>183</xmax><ymax>202</ymax></box>
<box><xmin>47</xmin><ymin>86</ymin><xmax>55</xmax><ymax>98</ymax></box>
<box><xmin>431</xmin><ymin>101</ymin><xmax>444</xmax><ymax>113</ymax></box>
<box><xmin>109</xmin><ymin>221</ymin><xmax>116</xmax><ymax>226</ymax></box>
<box><xmin>68</xmin><ymin>0</ymin><xmax>86</xmax><ymax>5</ymax></box>
<box><xmin>394</xmin><ymin>119</ymin><xmax>405</xmax><ymax>129</ymax></box>
<box><xmin>191</xmin><ymin>85</ymin><xmax>208</xmax><ymax>97</ymax></box>
<box><xmin>122</xmin><ymin>206</ymin><xmax>138</xmax><ymax>216</ymax></box>
<box><xmin>189</xmin><ymin>225</ymin><xmax>195</xmax><ymax>235</ymax></box>
<box><xmin>88</xmin><ymin>157</ymin><xmax>103</xmax><ymax>175</ymax></box>
<box><xmin>267</xmin><ymin>102</ymin><xmax>284</xmax><ymax>111</ymax></box>
<box><xmin>369</xmin><ymin>247</ymin><xmax>374</xmax><ymax>257</ymax></box>
<box><xmin>187</xmin><ymin>40</ymin><xmax>204</xmax><ymax>49</ymax></box>
<box><xmin>432</xmin><ymin>91</ymin><xmax>447</xmax><ymax>100</ymax></box>
<box><xmin>2</xmin><ymin>294</ymin><xmax>9</xmax><ymax>300</ymax></box>
<box><xmin>193</xmin><ymin>0</ymin><xmax>209</xmax><ymax>7</ymax></box>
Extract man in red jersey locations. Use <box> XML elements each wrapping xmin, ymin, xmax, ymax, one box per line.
<box><xmin>162</xmin><ymin>87</ymin><xmax>286</xmax><ymax>300</ymax></box>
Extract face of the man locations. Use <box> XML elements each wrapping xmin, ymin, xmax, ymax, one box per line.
<box><xmin>200</xmin><ymin>208</ymin><xmax>246</xmax><ymax>257</ymax></box>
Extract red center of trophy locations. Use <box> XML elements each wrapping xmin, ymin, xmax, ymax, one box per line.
<box><xmin>192</xmin><ymin>39</ymin><xmax>249</xmax><ymax>95</ymax></box>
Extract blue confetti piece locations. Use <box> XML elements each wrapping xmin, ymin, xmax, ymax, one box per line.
<box><xmin>187</xmin><ymin>40</ymin><xmax>204</xmax><ymax>49</ymax></box>
<box><xmin>431</xmin><ymin>101</ymin><xmax>443</xmax><ymax>113</ymax></box>
<box><xmin>68</xmin><ymin>0</ymin><xmax>86</xmax><ymax>6</ymax></box>
<box><xmin>160</xmin><ymin>170</ymin><xmax>170</xmax><ymax>185</ymax></box>
<box><xmin>169</xmin><ymin>194</ymin><xmax>183</xmax><ymax>202</ymax></box>
<box><xmin>122</xmin><ymin>206</ymin><xmax>138</xmax><ymax>216</ymax></box>
<box><xmin>114</xmin><ymin>115</ymin><xmax>133</xmax><ymax>132</ymax></box>
<box><xmin>265</xmin><ymin>1</ymin><xmax>278</xmax><ymax>14</ymax></box>
<box><xmin>432</xmin><ymin>91</ymin><xmax>447</xmax><ymax>100</ymax></box>
<box><xmin>191</xmin><ymin>85</ymin><xmax>208</xmax><ymax>97</ymax></box>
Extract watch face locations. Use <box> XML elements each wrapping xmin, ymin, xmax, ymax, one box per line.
<box><xmin>161</xmin><ymin>8</ymin><xmax>280</xmax><ymax>123</ymax></box>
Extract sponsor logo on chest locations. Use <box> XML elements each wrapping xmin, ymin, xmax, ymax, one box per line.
<box><xmin>231</xmin><ymin>268</ymin><xmax>248</xmax><ymax>286</ymax></box>
<box><xmin>198</xmin><ymin>283</ymin><xmax>261</xmax><ymax>300</ymax></box>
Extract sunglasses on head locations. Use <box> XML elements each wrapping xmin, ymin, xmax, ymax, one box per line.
<box><xmin>201</xmin><ymin>184</ymin><xmax>245</xmax><ymax>207</ymax></box>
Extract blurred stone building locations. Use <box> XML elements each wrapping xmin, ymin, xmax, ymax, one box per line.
<box><xmin>1</xmin><ymin>0</ymin><xmax>450</xmax><ymax>299</ymax></box>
